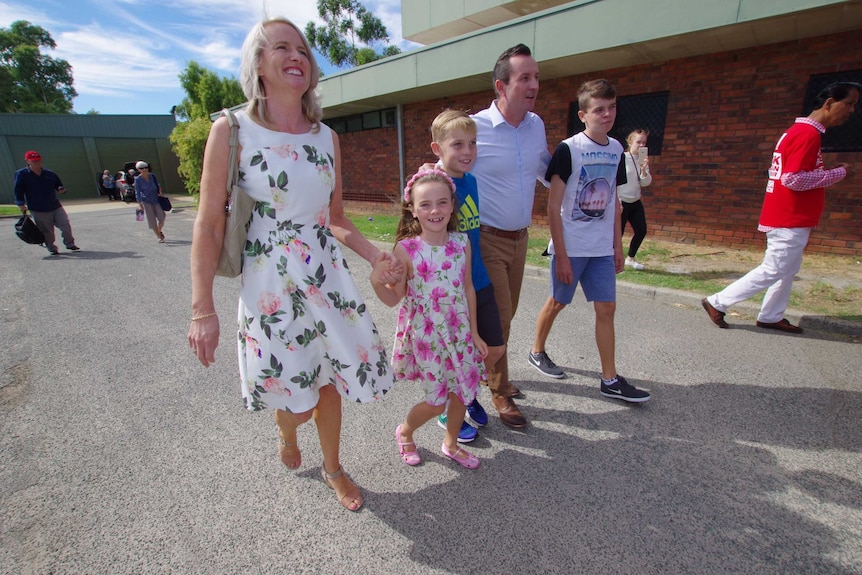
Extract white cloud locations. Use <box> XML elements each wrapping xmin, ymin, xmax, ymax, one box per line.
<box><xmin>3</xmin><ymin>0</ymin><xmax>417</xmax><ymax>113</ymax></box>
<box><xmin>55</xmin><ymin>25</ymin><xmax>182</xmax><ymax>97</ymax></box>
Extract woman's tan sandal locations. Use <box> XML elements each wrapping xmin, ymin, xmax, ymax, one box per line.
<box><xmin>321</xmin><ymin>465</ymin><xmax>363</xmax><ymax>512</ymax></box>
<box><xmin>278</xmin><ymin>436</ymin><xmax>301</xmax><ymax>470</ymax></box>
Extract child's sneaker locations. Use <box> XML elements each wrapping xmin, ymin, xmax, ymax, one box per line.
<box><xmin>437</xmin><ymin>415</ymin><xmax>478</xmax><ymax>443</ymax></box>
<box><xmin>600</xmin><ymin>375</ymin><xmax>651</xmax><ymax>403</ymax></box>
<box><xmin>466</xmin><ymin>398</ymin><xmax>488</xmax><ymax>427</ymax></box>
<box><xmin>528</xmin><ymin>351</ymin><xmax>565</xmax><ymax>378</ymax></box>
<box><xmin>625</xmin><ymin>257</ymin><xmax>645</xmax><ymax>270</ymax></box>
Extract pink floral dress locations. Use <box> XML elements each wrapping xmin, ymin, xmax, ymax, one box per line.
<box><xmin>391</xmin><ymin>233</ymin><xmax>484</xmax><ymax>406</ymax></box>
<box><xmin>234</xmin><ymin>110</ymin><xmax>391</xmax><ymax>412</ymax></box>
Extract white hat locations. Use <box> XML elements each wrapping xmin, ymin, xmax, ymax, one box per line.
<box><xmin>135</xmin><ymin>161</ymin><xmax>148</xmax><ymax>169</ymax></box>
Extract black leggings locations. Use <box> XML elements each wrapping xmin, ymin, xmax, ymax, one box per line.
<box><xmin>620</xmin><ymin>200</ymin><xmax>647</xmax><ymax>258</ymax></box>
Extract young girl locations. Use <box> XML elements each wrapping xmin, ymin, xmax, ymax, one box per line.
<box><xmin>371</xmin><ymin>169</ymin><xmax>488</xmax><ymax>469</ymax></box>
<box><xmin>618</xmin><ymin>129</ymin><xmax>653</xmax><ymax>270</ymax></box>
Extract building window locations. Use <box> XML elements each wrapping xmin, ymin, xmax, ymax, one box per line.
<box><xmin>568</xmin><ymin>91</ymin><xmax>669</xmax><ymax>155</ymax></box>
<box><xmin>804</xmin><ymin>71</ymin><xmax>862</xmax><ymax>152</ymax></box>
<box><xmin>325</xmin><ymin>108</ymin><xmax>397</xmax><ymax>134</ymax></box>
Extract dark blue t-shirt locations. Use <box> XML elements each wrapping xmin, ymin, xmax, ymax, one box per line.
<box><xmin>452</xmin><ymin>173</ymin><xmax>491</xmax><ymax>291</ymax></box>
<box><xmin>13</xmin><ymin>167</ymin><xmax>64</xmax><ymax>212</ymax></box>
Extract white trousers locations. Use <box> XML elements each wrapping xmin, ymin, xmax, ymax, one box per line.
<box><xmin>707</xmin><ymin>227</ymin><xmax>810</xmax><ymax>323</ymax></box>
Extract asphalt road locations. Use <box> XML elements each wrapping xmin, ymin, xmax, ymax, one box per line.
<box><xmin>2</xmin><ymin>200</ymin><xmax>861</xmax><ymax>574</ymax></box>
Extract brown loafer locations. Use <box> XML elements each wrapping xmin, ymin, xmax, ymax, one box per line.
<box><xmin>756</xmin><ymin>319</ymin><xmax>803</xmax><ymax>334</ymax></box>
<box><xmin>701</xmin><ymin>298</ymin><xmax>728</xmax><ymax>328</ymax></box>
<box><xmin>498</xmin><ymin>383</ymin><xmax>523</xmax><ymax>399</ymax></box>
<box><xmin>491</xmin><ymin>396</ymin><xmax>527</xmax><ymax>428</ymax></box>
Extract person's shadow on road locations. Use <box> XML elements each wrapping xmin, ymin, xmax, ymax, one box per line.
<box><xmin>362</xmin><ymin>376</ymin><xmax>862</xmax><ymax>575</ymax></box>
<box><xmin>42</xmin><ymin>250</ymin><xmax>144</xmax><ymax>260</ymax></box>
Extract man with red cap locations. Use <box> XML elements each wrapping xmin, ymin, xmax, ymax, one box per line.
<box><xmin>14</xmin><ymin>151</ymin><xmax>79</xmax><ymax>255</ymax></box>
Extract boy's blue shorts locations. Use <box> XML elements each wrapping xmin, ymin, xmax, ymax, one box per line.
<box><xmin>550</xmin><ymin>255</ymin><xmax>616</xmax><ymax>304</ymax></box>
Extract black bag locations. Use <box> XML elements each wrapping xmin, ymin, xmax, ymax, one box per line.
<box><xmin>158</xmin><ymin>195</ymin><xmax>172</xmax><ymax>212</ymax></box>
<box><xmin>15</xmin><ymin>215</ymin><xmax>44</xmax><ymax>245</ymax></box>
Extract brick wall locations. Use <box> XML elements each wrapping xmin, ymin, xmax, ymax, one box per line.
<box><xmin>339</xmin><ymin>127</ymin><xmax>401</xmax><ymax>204</ymax></box>
<box><xmin>339</xmin><ymin>30</ymin><xmax>862</xmax><ymax>256</ymax></box>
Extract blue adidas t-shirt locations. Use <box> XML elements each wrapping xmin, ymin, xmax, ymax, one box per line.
<box><xmin>452</xmin><ymin>173</ymin><xmax>491</xmax><ymax>291</ymax></box>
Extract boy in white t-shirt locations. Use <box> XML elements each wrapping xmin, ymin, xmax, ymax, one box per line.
<box><xmin>528</xmin><ymin>79</ymin><xmax>650</xmax><ymax>403</ymax></box>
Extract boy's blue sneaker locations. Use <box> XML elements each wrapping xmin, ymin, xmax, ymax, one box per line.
<box><xmin>437</xmin><ymin>415</ymin><xmax>478</xmax><ymax>443</ymax></box>
<box><xmin>466</xmin><ymin>398</ymin><xmax>488</xmax><ymax>427</ymax></box>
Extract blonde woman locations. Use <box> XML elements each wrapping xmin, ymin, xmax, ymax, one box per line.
<box><xmin>188</xmin><ymin>17</ymin><xmax>400</xmax><ymax>512</ymax></box>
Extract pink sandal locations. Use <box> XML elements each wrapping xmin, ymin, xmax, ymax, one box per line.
<box><xmin>395</xmin><ymin>424</ymin><xmax>421</xmax><ymax>466</ymax></box>
<box><xmin>441</xmin><ymin>442</ymin><xmax>480</xmax><ymax>469</ymax></box>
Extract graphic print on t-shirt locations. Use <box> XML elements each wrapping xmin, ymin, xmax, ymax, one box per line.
<box><xmin>571</xmin><ymin>160</ymin><xmax>617</xmax><ymax>222</ymax></box>
<box><xmin>458</xmin><ymin>194</ymin><xmax>480</xmax><ymax>233</ymax></box>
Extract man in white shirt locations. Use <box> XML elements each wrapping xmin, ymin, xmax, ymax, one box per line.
<box><xmin>471</xmin><ymin>44</ymin><xmax>551</xmax><ymax>428</ymax></box>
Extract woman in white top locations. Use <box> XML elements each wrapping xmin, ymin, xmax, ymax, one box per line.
<box><xmin>617</xmin><ymin>129</ymin><xmax>652</xmax><ymax>270</ymax></box>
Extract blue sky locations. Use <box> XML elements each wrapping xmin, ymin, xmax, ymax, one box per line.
<box><xmin>1</xmin><ymin>0</ymin><xmax>419</xmax><ymax>116</ymax></box>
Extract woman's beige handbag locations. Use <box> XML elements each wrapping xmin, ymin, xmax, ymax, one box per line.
<box><xmin>215</xmin><ymin>109</ymin><xmax>254</xmax><ymax>278</ymax></box>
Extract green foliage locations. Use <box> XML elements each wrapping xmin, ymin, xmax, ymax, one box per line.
<box><xmin>169</xmin><ymin>61</ymin><xmax>246</xmax><ymax>195</ymax></box>
<box><xmin>304</xmin><ymin>0</ymin><xmax>401</xmax><ymax>68</ymax></box>
<box><xmin>0</xmin><ymin>20</ymin><xmax>76</xmax><ymax>113</ymax></box>
<box><xmin>173</xmin><ymin>60</ymin><xmax>244</xmax><ymax>121</ymax></box>
<box><xmin>168</xmin><ymin>117</ymin><xmax>212</xmax><ymax>195</ymax></box>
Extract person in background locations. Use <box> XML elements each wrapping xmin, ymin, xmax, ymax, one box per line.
<box><xmin>618</xmin><ymin>129</ymin><xmax>652</xmax><ymax>270</ymax></box>
<box><xmin>102</xmin><ymin>169</ymin><xmax>118</xmax><ymax>201</ymax></box>
<box><xmin>702</xmin><ymin>81</ymin><xmax>859</xmax><ymax>333</ymax></box>
<box><xmin>188</xmin><ymin>17</ymin><xmax>400</xmax><ymax>512</ymax></box>
<box><xmin>134</xmin><ymin>160</ymin><xmax>166</xmax><ymax>243</ymax></box>
<box><xmin>13</xmin><ymin>150</ymin><xmax>79</xmax><ymax>255</ymax></box>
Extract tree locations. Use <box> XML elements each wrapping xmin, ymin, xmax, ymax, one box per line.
<box><xmin>173</xmin><ymin>61</ymin><xmax>244</xmax><ymax>121</ymax></box>
<box><xmin>169</xmin><ymin>61</ymin><xmax>246</xmax><ymax>195</ymax></box>
<box><xmin>305</xmin><ymin>0</ymin><xmax>401</xmax><ymax>68</ymax></box>
<box><xmin>168</xmin><ymin>117</ymin><xmax>213</xmax><ymax>195</ymax></box>
<box><xmin>0</xmin><ymin>20</ymin><xmax>76</xmax><ymax>113</ymax></box>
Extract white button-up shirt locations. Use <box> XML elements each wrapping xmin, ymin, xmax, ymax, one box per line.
<box><xmin>471</xmin><ymin>100</ymin><xmax>551</xmax><ymax>231</ymax></box>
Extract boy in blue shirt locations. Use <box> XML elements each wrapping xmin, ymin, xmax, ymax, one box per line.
<box><xmin>528</xmin><ymin>80</ymin><xmax>650</xmax><ymax>403</ymax></box>
<box><xmin>430</xmin><ymin>110</ymin><xmax>510</xmax><ymax>436</ymax></box>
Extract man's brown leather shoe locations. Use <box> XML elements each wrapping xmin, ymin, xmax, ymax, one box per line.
<box><xmin>491</xmin><ymin>396</ymin><xmax>527</xmax><ymax>428</ymax></box>
<box><xmin>701</xmin><ymin>298</ymin><xmax>729</xmax><ymax>328</ymax></box>
<box><xmin>756</xmin><ymin>318</ymin><xmax>803</xmax><ymax>334</ymax></box>
<box><xmin>497</xmin><ymin>383</ymin><xmax>522</xmax><ymax>398</ymax></box>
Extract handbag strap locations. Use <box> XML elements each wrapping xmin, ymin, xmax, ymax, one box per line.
<box><xmin>222</xmin><ymin>108</ymin><xmax>241</xmax><ymax>211</ymax></box>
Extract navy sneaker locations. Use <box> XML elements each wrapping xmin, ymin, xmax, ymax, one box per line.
<box><xmin>466</xmin><ymin>398</ymin><xmax>488</xmax><ymax>427</ymax></box>
<box><xmin>437</xmin><ymin>415</ymin><xmax>478</xmax><ymax>443</ymax></box>
<box><xmin>600</xmin><ymin>375</ymin><xmax>651</xmax><ymax>403</ymax></box>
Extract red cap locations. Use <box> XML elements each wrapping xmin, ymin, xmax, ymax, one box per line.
<box><xmin>24</xmin><ymin>151</ymin><xmax>42</xmax><ymax>161</ymax></box>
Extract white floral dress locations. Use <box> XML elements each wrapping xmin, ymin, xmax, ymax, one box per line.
<box><xmin>235</xmin><ymin>111</ymin><xmax>391</xmax><ymax>412</ymax></box>
<box><xmin>391</xmin><ymin>233</ymin><xmax>484</xmax><ymax>406</ymax></box>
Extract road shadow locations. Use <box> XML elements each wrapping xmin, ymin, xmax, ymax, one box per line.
<box><xmin>40</xmin><ymin>250</ymin><xmax>143</xmax><ymax>261</ymax></box>
<box><xmin>702</xmin><ymin>321</ymin><xmax>861</xmax><ymax>343</ymax></box>
<box><xmin>364</xmin><ymin>378</ymin><xmax>862</xmax><ymax>575</ymax></box>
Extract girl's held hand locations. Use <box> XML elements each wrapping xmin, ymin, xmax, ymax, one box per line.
<box><xmin>377</xmin><ymin>252</ymin><xmax>405</xmax><ymax>285</ymax></box>
<box><xmin>188</xmin><ymin>315</ymin><xmax>220</xmax><ymax>367</ymax></box>
<box><xmin>473</xmin><ymin>333</ymin><xmax>488</xmax><ymax>359</ymax></box>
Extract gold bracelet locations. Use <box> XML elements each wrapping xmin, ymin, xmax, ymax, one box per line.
<box><xmin>191</xmin><ymin>312</ymin><xmax>217</xmax><ymax>321</ymax></box>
